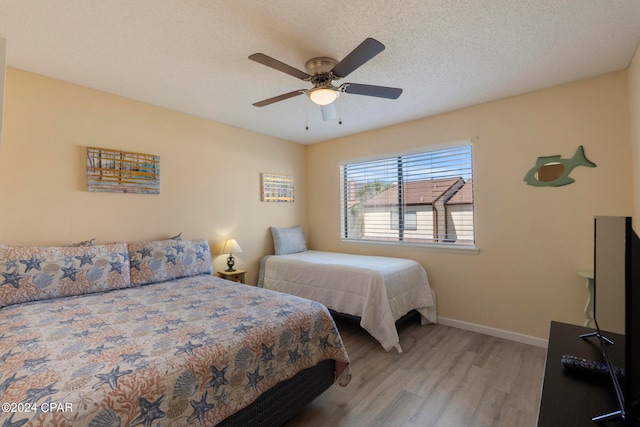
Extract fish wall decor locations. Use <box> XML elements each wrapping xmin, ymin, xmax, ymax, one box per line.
<box><xmin>524</xmin><ymin>145</ymin><xmax>596</xmax><ymax>187</ymax></box>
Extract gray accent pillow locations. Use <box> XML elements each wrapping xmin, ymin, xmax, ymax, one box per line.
<box><xmin>271</xmin><ymin>226</ymin><xmax>307</xmax><ymax>255</ymax></box>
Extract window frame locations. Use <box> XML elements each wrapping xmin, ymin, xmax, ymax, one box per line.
<box><xmin>339</xmin><ymin>140</ymin><xmax>478</xmax><ymax>253</ymax></box>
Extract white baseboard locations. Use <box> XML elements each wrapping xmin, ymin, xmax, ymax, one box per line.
<box><xmin>438</xmin><ymin>317</ymin><xmax>548</xmax><ymax>348</ymax></box>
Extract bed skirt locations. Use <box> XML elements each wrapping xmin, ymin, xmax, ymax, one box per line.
<box><xmin>218</xmin><ymin>359</ymin><xmax>336</xmax><ymax>426</ymax></box>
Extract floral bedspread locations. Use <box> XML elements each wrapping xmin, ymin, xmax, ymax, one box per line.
<box><xmin>0</xmin><ymin>275</ymin><xmax>351</xmax><ymax>426</ymax></box>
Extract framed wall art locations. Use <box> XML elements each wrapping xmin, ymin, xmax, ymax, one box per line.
<box><xmin>87</xmin><ymin>147</ymin><xmax>160</xmax><ymax>194</ymax></box>
<box><xmin>261</xmin><ymin>173</ymin><xmax>294</xmax><ymax>202</ymax></box>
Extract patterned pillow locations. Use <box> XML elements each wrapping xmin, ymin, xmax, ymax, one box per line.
<box><xmin>128</xmin><ymin>238</ymin><xmax>212</xmax><ymax>286</ymax></box>
<box><xmin>271</xmin><ymin>226</ymin><xmax>307</xmax><ymax>255</ymax></box>
<box><xmin>0</xmin><ymin>242</ymin><xmax>130</xmax><ymax>308</ymax></box>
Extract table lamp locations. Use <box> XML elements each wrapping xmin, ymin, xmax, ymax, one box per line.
<box><xmin>221</xmin><ymin>239</ymin><xmax>243</xmax><ymax>272</ymax></box>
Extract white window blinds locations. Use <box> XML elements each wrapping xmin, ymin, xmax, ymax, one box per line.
<box><xmin>340</xmin><ymin>144</ymin><xmax>474</xmax><ymax>246</ymax></box>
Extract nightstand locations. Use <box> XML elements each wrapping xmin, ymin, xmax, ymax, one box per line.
<box><xmin>218</xmin><ymin>270</ymin><xmax>246</xmax><ymax>284</ymax></box>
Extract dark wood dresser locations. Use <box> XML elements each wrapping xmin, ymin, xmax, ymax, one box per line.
<box><xmin>537</xmin><ymin>321</ymin><xmax>625</xmax><ymax>427</ymax></box>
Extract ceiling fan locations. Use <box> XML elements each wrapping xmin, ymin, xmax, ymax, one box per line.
<box><xmin>249</xmin><ymin>38</ymin><xmax>403</xmax><ymax>121</ymax></box>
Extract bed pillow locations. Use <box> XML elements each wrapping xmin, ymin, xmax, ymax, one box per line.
<box><xmin>0</xmin><ymin>242</ymin><xmax>130</xmax><ymax>308</ymax></box>
<box><xmin>128</xmin><ymin>238</ymin><xmax>212</xmax><ymax>286</ymax></box>
<box><xmin>271</xmin><ymin>226</ymin><xmax>307</xmax><ymax>255</ymax></box>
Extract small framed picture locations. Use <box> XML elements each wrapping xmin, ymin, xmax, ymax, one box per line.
<box><xmin>261</xmin><ymin>173</ymin><xmax>294</xmax><ymax>202</ymax></box>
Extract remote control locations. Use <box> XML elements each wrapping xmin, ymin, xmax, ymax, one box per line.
<box><xmin>561</xmin><ymin>354</ymin><xmax>624</xmax><ymax>378</ymax></box>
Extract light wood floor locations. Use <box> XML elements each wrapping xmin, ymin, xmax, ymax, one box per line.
<box><xmin>285</xmin><ymin>317</ymin><xmax>547</xmax><ymax>427</ymax></box>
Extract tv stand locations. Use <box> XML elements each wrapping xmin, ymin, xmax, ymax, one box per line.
<box><xmin>537</xmin><ymin>321</ymin><xmax>625</xmax><ymax>427</ymax></box>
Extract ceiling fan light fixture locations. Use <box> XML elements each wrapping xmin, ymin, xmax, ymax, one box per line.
<box><xmin>308</xmin><ymin>87</ymin><xmax>339</xmax><ymax>106</ymax></box>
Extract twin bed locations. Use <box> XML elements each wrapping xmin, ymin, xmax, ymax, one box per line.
<box><xmin>0</xmin><ymin>238</ymin><xmax>351</xmax><ymax>426</ymax></box>
<box><xmin>259</xmin><ymin>227</ymin><xmax>437</xmax><ymax>353</ymax></box>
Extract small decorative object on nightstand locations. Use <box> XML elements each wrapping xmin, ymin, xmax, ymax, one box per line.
<box><xmin>218</xmin><ymin>269</ymin><xmax>246</xmax><ymax>284</ymax></box>
<box><xmin>220</xmin><ymin>238</ymin><xmax>243</xmax><ymax>272</ymax></box>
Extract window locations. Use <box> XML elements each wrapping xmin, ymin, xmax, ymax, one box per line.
<box><xmin>340</xmin><ymin>143</ymin><xmax>474</xmax><ymax>247</ymax></box>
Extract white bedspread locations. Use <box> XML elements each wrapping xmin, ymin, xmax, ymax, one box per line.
<box><xmin>261</xmin><ymin>250</ymin><xmax>437</xmax><ymax>352</ymax></box>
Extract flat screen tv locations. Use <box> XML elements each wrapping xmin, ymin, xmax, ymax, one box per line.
<box><xmin>589</xmin><ymin>216</ymin><xmax>640</xmax><ymax>425</ymax></box>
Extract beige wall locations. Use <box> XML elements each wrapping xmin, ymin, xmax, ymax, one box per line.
<box><xmin>306</xmin><ymin>72</ymin><xmax>633</xmax><ymax>339</ymax></box>
<box><xmin>1</xmin><ymin>66</ymin><xmax>635</xmax><ymax>340</ymax></box>
<box><xmin>629</xmin><ymin>44</ymin><xmax>640</xmax><ymax>228</ymax></box>
<box><xmin>0</xmin><ymin>68</ymin><xmax>307</xmax><ymax>285</ymax></box>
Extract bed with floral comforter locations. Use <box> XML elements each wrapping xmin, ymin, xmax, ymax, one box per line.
<box><xmin>0</xmin><ymin>239</ymin><xmax>351</xmax><ymax>426</ymax></box>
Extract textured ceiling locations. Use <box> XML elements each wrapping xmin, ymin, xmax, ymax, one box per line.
<box><xmin>1</xmin><ymin>0</ymin><xmax>640</xmax><ymax>144</ymax></box>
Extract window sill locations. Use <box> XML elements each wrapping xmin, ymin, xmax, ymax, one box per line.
<box><xmin>340</xmin><ymin>239</ymin><xmax>480</xmax><ymax>255</ymax></box>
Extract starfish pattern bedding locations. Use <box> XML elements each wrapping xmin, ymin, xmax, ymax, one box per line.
<box><xmin>0</xmin><ymin>274</ymin><xmax>351</xmax><ymax>426</ymax></box>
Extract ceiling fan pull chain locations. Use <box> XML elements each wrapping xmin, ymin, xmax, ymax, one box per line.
<box><xmin>305</xmin><ymin>99</ymin><xmax>309</xmax><ymax>130</ymax></box>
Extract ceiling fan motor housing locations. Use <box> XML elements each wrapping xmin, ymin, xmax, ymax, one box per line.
<box><xmin>305</xmin><ymin>57</ymin><xmax>341</xmax><ymax>88</ymax></box>
<box><xmin>305</xmin><ymin>57</ymin><xmax>338</xmax><ymax>76</ymax></box>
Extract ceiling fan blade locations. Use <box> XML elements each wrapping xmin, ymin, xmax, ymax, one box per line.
<box><xmin>249</xmin><ymin>53</ymin><xmax>311</xmax><ymax>80</ymax></box>
<box><xmin>320</xmin><ymin>103</ymin><xmax>336</xmax><ymax>121</ymax></box>
<box><xmin>341</xmin><ymin>83</ymin><xmax>403</xmax><ymax>99</ymax></box>
<box><xmin>252</xmin><ymin>90</ymin><xmax>305</xmax><ymax>107</ymax></box>
<box><xmin>331</xmin><ymin>38</ymin><xmax>385</xmax><ymax>78</ymax></box>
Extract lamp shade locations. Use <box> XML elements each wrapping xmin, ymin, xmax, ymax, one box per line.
<box><xmin>221</xmin><ymin>239</ymin><xmax>243</xmax><ymax>255</ymax></box>
<box><xmin>308</xmin><ymin>87</ymin><xmax>339</xmax><ymax>106</ymax></box>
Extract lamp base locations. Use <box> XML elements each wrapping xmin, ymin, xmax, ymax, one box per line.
<box><xmin>225</xmin><ymin>255</ymin><xmax>236</xmax><ymax>272</ymax></box>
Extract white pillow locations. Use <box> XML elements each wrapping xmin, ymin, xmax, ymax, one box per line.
<box><xmin>271</xmin><ymin>226</ymin><xmax>307</xmax><ymax>255</ymax></box>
